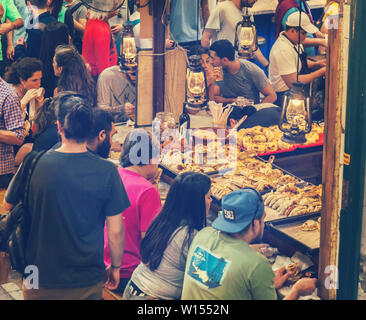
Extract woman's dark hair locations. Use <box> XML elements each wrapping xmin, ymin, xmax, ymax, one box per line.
<box><xmin>140</xmin><ymin>172</ymin><xmax>211</xmax><ymax>271</ymax></box>
<box><xmin>54</xmin><ymin>45</ymin><xmax>97</xmax><ymax>106</ymax></box>
<box><xmin>53</xmin><ymin>91</ymin><xmax>93</xmax><ymax>143</ymax></box>
<box><xmin>226</xmin><ymin>105</ymin><xmax>257</xmax><ymax>126</ymax></box>
<box><xmin>120</xmin><ymin>128</ymin><xmax>158</xmax><ymax>167</ymax></box>
<box><xmin>4</xmin><ymin>58</ymin><xmax>43</xmax><ymax>85</ymax></box>
<box><xmin>49</xmin><ymin>0</ymin><xmax>63</xmax><ymax>20</ymax></box>
<box><xmin>29</xmin><ymin>0</ymin><xmax>47</xmax><ymax>9</ymax></box>
<box><xmin>188</xmin><ymin>45</ymin><xmax>209</xmax><ymax>57</ymax></box>
<box><xmin>33</xmin><ymin>98</ymin><xmax>57</xmax><ymax>138</ymax></box>
<box><xmin>210</xmin><ymin>39</ymin><xmax>236</xmax><ymax>61</ymax></box>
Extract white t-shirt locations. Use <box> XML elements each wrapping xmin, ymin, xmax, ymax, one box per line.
<box><xmin>269</xmin><ymin>32</ymin><xmax>303</xmax><ymax>93</ymax></box>
<box><xmin>204</xmin><ymin>0</ymin><xmax>243</xmax><ymax>45</ymax></box>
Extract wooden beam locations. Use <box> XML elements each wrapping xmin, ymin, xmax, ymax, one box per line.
<box><xmin>318</xmin><ymin>0</ymin><xmax>346</xmax><ymax>300</ymax></box>
<box><xmin>152</xmin><ymin>0</ymin><xmax>166</xmax><ymax>117</ymax></box>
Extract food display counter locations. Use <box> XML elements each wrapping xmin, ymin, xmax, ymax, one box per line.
<box><xmin>111</xmin><ymin>121</ymin><xmax>324</xmax><ymax>276</ymax></box>
<box><xmin>157</xmin><ymin>124</ymin><xmax>324</xmax><ymax>268</ymax></box>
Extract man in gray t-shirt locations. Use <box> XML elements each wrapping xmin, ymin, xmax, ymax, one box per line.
<box><xmin>97</xmin><ymin>65</ymin><xmax>137</xmax><ymax>123</ymax></box>
<box><xmin>209</xmin><ymin>40</ymin><xmax>276</xmax><ymax>105</ymax></box>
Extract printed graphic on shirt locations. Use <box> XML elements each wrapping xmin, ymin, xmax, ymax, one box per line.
<box><xmin>187</xmin><ymin>245</ymin><xmax>230</xmax><ymax>289</ymax></box>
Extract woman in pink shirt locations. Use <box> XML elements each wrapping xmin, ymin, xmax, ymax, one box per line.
<box><xmin>104</xmin><ymin>129</ymin><xmax>162</xmax><ymax>294</ymax></box>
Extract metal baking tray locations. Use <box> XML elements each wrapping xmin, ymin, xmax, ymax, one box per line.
<box><xmin>159</xmin><ymin>156</ymin><xmax>320</xmax><ymax>223</ymax></box>
<box><xmin>264</xmin><ymin>212</ymin><xmax>321</xmax><ymax>256</ymax></box>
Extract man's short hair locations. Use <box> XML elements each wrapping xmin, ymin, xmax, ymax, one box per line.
<box><xmin>28</xmin><ymin>0</ymin><xmax>48</xmax><ymax>9</ymax></box>
<box><xmin>210</xmin><ymin>40</ymin><xmax>236</xmax><ymax>61</ymax></box>
<box><xmin>87</xmin><ymin>109</ymin><xmax>114</xmax><ymax>143</ymax></box>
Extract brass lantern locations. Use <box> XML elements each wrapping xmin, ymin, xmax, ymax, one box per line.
<box><xmin>279</xmin><ymin>82</ymin><xmax>312</xmax><ymax>144</ymax></box>
<box><xmin>121</xmin><ymin>24</ymin><xmax>137</xmax><ymax>70</ymax></box>
<box><xmin>185</xmin><ymin>54</ymin><xmax>208</xmax><ymax>114</ymax></box>
<box><xmin>234</xmin><ymin>8</ymin><xmax>258</xmax><ymax>59</ymax></box>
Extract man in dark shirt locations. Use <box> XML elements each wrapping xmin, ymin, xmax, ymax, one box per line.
<box><xmin>4</xmin><ymin>93</ymin><xmax>130</xmax><ymax>299</ymax></box>
<box><xmin>14</xmin><ymin>0</ymin><xmax>56</xmax><ymax>59</ymax></box>
<box><xmin>226</xmin><ymin>104</ymin><xmax>281</xmax><ymax>131</ymax></box>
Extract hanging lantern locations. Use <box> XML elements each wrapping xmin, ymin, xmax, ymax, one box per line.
<box><xmin>234</xmin><ymin>9</ymin><xmax>258</xmax><ymax>59</ymax></box>
<box><xmin>121</xmin><ymin>24</ymin><xmax>137</xmax><ymax>70</ymax></box>
<box><xmin>279</xmin><ymin>82</ymin><xmax>312</xmax><ymax>144</ymax></box>
<box><xmin>185</xmin><ymin>54</ymin><xmax>208</xmax><ymax>114</ymax></box>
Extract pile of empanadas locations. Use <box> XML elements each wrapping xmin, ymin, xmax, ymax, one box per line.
<box><xmin>238</xmin><ymin>123</ymin><xmax>324</xmax><ymax>154</ymax></box>
<box><xmin>262</xmin><ymin>184</ymin><xmax>322</xmax><ymax>217</ymax></box>
<box><xmin>300</xmin><ymin>217</ymin><xmax>321</xmax><ymax>232</ymax></box>
<box><xmin>210</xmin><ymin>157</ymin><xmax>304</xmax><ymax>200</ymax></box>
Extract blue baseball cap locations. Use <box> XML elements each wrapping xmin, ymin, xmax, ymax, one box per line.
<box><xmin>212</xmin><ymin>188</ymin><xmax>264</xmax><ymax>233</ymax></box>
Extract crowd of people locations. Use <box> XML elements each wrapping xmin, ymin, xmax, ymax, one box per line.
<box><xmin>0</xmin><ymin>0</ymin><xmax>335</xmax><ymax>300</ymax></box>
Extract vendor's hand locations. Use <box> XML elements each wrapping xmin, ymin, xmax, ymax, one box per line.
<box><xmin>110</xmin><ymin>24</ymin><xmax>122</xmax><ymax>34</ymax></box>
<box><xmin>273</xmin><ymin>266</ymin><xmax>292</xmax><ymax>289</ymax></box>
<box><xmin>292</xmin><ymin>277</ymin><xmax>318</xmax><ymax>297</ymax></box>
<box><xmin>316</xmin><ymin>60</ymin><xmax>326</xmax><ymax>68</ymax></box>
<box><xmin>320</xmin><ymin>37</ymin><xmax>328</xmax><ymax>47</ymax></box>
<box><xmin>319</xmin><ymin>66</ymin><xmax>326</xmax><ymax>76</ymax></box>
<box><xmin>105</xmin><ymin>265</ymin><xmax>120</xmax><ymax>290</ymax></box>
<box><xmin>124</xmin><ymin>102</ymin><xmax>136</xmax><ymax>117</ymax></box>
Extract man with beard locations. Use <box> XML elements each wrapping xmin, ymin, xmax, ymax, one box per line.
<box><xmin>103</xmin><ymin>128</ymin><xmax>162</xmax><ymax>295</ymax></box>
<box><xmin>182</xmin><ymin>188</ymin><xmax>318</xmax><ymax>300</ymax></box>
<box><xmin>86</xmin><ymin>108</ymin><xmax>117</xmax><ymax>159</ymax></box>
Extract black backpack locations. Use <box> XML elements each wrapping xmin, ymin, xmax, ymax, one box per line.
<box><xmin>0</xmin><ymin>151</ymin><xmax>46</xmax><ymax>275</ymax></box>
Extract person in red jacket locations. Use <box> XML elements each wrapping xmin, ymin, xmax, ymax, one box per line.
<box><xmin>82</xmin><ymin>8</ymin><xmax>118</xmax><ymax>79</ymax></box>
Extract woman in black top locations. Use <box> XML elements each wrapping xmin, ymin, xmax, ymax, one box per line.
<box><xmin>14</xmin><ymin>98</ymin><xmax>59</xmax><ymax>166</ymax></box>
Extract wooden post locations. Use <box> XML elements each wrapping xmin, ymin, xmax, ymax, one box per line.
<box><xmin>136</xmin><ymin>0</ymin><xmax>186</xmax><ymax>126</ymax></box>
<box><xmin>337</xmin><ymin>0</ymin><xmax>366</xmax><ymax>300</ymax></box>
<box><xmin>318</xmin><ymin>0</ymin><xmax>348</xmax><ymax>300</ymax></box>
<box><xmin>152</xmin><ymin>0</ymin><xmax>166</xmax><ymax>117</ymax></box>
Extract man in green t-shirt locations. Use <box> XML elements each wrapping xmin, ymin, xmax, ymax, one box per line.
<box><xmin>0</xmin><ymin>0</ymin><xmax>24</xmax><ymax>75</ymax></box>
<box><xmin>182</xmin><ymin>187</ymin><xmax>317</xmax><ymax>300</ymax></box>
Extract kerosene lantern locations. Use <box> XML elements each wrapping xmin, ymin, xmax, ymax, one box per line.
<box><xmin>234</xmin><ymin>4</ymin><xmax>258</xmax><ymax>59</ymax></box>
<box><xmin>279</xmin><ymin>8</ymin><xmax>313</xmax><ymax>144</ymax></box>
<box><xmin>120</xmin><ymin>24</ymin><xmax>137</xmax><ymax>70</ymax></box>
<box><xmin>185</xmin><ymin>54</ymin><xmax>208</xmax><ymax>114</ymax></box>
<box><xmin>279</xmin><ymin>82</ymin><xmax>312</xmax><ymax>144</ymax></box>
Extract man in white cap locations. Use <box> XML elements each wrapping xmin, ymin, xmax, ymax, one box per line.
<box><xmin>269</xmin><ymin>11</ymin><xmax>326</xmax><ymax>107</ymax></box>
<box><xmin>181</xmin><ymin>187</ymin><xmax>318</xmax><ymax>300</ymax></box>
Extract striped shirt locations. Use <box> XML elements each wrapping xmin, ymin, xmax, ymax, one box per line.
<box><xmin>0</xmin><ymin>78</ymin><xmax>25</xmax><ymax>175</ymax></box>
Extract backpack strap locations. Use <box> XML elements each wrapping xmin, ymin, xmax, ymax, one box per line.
<box><xmin>22</xmin><ymin>150</ymin><xmax>47</xmax><ymax>208</ymax></box>
<box><xmin>68</xmin><ymin>2</ymin><xmax>84</xmax><ymax>16</ymax></box>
